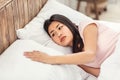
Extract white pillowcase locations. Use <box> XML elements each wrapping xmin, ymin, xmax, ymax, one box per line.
<box><xmin>0</xmin><ymin>40</ymin><xmax>89</xmax><ymax>80</ymax></box>
<box><xmin>96</xmin><ymin>20</ymin><xmax>120</xmax><ymax>32</ymax></box>
<box><xmin>16</xmin><ymin>0</ymin><xmax>91</xmax><ymax>53</ymax></box>
<box><xmin>37</xmin><ymin>0</ymin><xmax>92</xmax><ymax>25</ymax></box>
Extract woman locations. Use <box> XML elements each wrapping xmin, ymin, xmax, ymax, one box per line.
<box><xmin>24</xmin><ymin>14</ymin><xmax>120</xmax><ymax>77</ymax></box>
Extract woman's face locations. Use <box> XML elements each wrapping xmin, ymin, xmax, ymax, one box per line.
<box><xmin>48</xmin><ymin>21</ymin><xmax>73</xmax><ymax>47</ymax></box>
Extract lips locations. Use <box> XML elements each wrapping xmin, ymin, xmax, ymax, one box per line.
<box><xmin>60</xmin><ymin>36</ymin><xmax>66</xmax><ymax>42</ymax></box>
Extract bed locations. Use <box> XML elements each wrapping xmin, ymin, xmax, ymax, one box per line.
<box><xmin>0</xmin><ymin>0</ymin><xmax>120</xmax><ymax>80</ymax></box>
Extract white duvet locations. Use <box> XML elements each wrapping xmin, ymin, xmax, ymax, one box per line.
<box><xmin>98</xmin><ymin>36</ymin><xmax>120</xmax><ymax>80</ymax></box>
<box><xmin>0</xmin><ymin>40</ymin><xmax>96</xmax><ymax>80</ymax></box>
<box><xmin>95</xmin><ymin>21</ymin><xmax>120</xmax><ymax>80</ymax></box>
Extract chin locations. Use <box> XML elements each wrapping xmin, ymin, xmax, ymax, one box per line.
<box><xmin>62</xmin><ymin>42</ymin><xmax>70</xmax><ymax>47</ymax></box>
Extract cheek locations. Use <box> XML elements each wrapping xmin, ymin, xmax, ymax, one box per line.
<box><xmin>64</xmin><ymin>30</ymin><xmax>73</xmax><ymax>38</ymax></box>
<box><xmin>52</xmin><ymin>37</ymin><xmax>60</xmax><ymax>43</ymax></box>
<box><xmin>63</xmin><ymin>28</ymin><xmax>72</xmax><ymax>35</ymax></box>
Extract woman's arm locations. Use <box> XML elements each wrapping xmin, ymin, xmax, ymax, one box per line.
<box><xmin>24</xmin><ymin>50</ymin><xmax>95</xmax><ymax>64</ymax></box>
<box><xmin>24</xmin><ymin>23</ymin><xmax>98</xmax><ymax>65</ymax></box>
<box><xmin>79</xmin><ymin>65</ymin><xmax>100</xmax><ymax>77</ymax></box>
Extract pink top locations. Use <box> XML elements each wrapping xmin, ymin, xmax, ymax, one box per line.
<box><xmin>78</xmin><ymin>20</ymin><xmax>120</xmax><ymax>68</ymax></box>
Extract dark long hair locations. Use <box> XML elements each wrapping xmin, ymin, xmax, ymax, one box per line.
<box><xmin>44</xmin><ymin>14</ymin><xmax>84</xmax><ymax>53</ymax></box>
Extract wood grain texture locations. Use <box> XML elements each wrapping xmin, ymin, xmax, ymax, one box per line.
<box><xmin>0</xmin><ymin>0</ymin><xmax>47</xmax><ymax>54</ymax></box>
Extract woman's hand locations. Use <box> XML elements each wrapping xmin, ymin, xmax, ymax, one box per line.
<box><xmin>24</xmin><ymin>50</ymin><xmax>52</xmax><ymax>64</ymax></box>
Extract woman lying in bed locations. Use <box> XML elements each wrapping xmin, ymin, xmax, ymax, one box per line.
<box><xmin>24</xmin><ymin>14</ymin><xmax>120</xmax><ymax>77</ymax></box>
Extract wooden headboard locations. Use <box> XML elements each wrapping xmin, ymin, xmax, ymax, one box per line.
<box><xmin>0</xmin><ymin>0</ymin><xmax>47</xmax><ymax>54</ymax></box>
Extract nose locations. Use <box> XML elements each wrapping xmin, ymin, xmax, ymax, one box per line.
<box><xmin>57</xmin><ymin>32</ymin><xmax>62</xmax><ymax>37</ymax></box>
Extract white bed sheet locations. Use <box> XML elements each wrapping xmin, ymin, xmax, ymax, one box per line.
<box><xmin>1</xmin><ymin>21</ymin><xmax>120</xmax><ymax>80</ymax></box>
<box><xmin>98</xmin><ymin>36</ymin><xmax>120</xmax><ymax>80</ymax></box>
<box><xmin>97</xmin><ymin>21</ymin><xmax>120</xmax><ymax>80</ymax></box>
<box><xmin>0</xmin><ymin>40</ymin><xmax>96</xmax><ymax>80</ymax></box>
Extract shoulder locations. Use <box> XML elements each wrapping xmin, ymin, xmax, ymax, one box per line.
<box><xmin>84</xmin><ymin>23</ymin><xmax>98</xmax><ymax>32</ymax></box>
<box><xmin>78</xmin><ymin>20</ymin><xmax>98</xmax><ymax>39</ymax></box>
<box><xmin>83</xmin><ymin>23</ymin><xmax>98</xmax><ymax>38</ymax></box>
<box><xmin>78</xmin><ymin>20</ymin><xmax>98</xmax><ymax>29</ymax></box>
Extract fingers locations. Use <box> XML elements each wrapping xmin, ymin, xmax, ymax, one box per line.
<box><xmin>24</xmin><ymin>52</ymin><xmax>37</xmax><ymax>61</ymax></box>
<box><xmin>33</xmin><ymin>50</ymin><xmax>39</xmax><ymax>52</ymax></box>
<box><xmin>23</xmin><ymin>50</ymin><xmax>49</xmax><ymax>63</ymax></box>
<box><xmin>24</xmin><ymin>50</ymin><xmax>39</xmax><ymax>55</ymax></box>
<box><xmin>24</xmin><ymin>50</ymin><xmax>41</xmax><ymax>61</ymax></box>
<box><xmin>24</xmin><ymin>51</ymin><xmax>32</xmax><ymax>56</ymax></box>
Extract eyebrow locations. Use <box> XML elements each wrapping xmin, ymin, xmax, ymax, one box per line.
<box><xmin>50</xmin><ymin>24</ymin><xmax>60</xmax><ymax>34</ymax></box>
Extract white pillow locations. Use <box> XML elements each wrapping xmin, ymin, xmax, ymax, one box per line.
<box><xmin>37</xmin><ymin>0</ymin><xmax>92</xmax><ymax>25</ymax></box>
<box><xmin>16</xmin><ymin>0</ymin><xmax>91</xmax><ymax>54</ymax></box>
<box><xmin>0</xmin><ymin>40</ymin><xmax>89</xmax><ymax>80</ymax></box>
<box><xmin>96</xmin><ymin>20</ymin><xmax>120</xmax><ymax>32</ymax></box>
